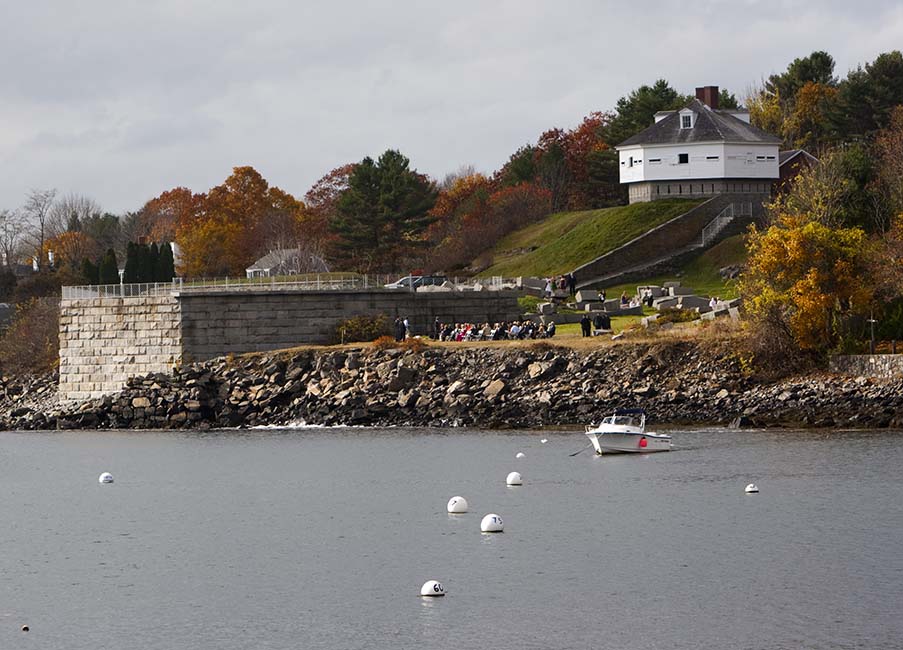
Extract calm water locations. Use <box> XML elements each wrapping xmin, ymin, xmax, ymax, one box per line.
<box><xmin>1</xmin><ymin>427</ymin><xmax>902</xmax><ymax>649</ymax></box>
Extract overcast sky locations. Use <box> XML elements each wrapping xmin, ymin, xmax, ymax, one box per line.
<box><xmin>2</xmin><ymin>0</ymin><xmax>902</xmax><ymax>213</ymax></box>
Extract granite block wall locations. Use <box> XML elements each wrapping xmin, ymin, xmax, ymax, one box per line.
<box><xmin>59</xmin><ymin>296</ymin><xmax>181</xmax><ymax>402</ymax></box>
<box><xmin>829</xmin><ymin>354</ymin><xmax>903</xmax><ymax>379</ymax></box>
<box><xmin>179</xmin><ymin>289</ymin><xmax>522</xmax><ymax>359</ymax></box>
<box><xmin>59</xmin><ymin>289</ymin><xmax>522</xmax><ymax>401</ymax></box>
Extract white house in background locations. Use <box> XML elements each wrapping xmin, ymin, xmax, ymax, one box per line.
<box><xmin>616</xmin><ymin>86</ymin><xmax>782</xmax><ymax>204</ymax></box>
<box><xmin>245</xmin><ymin>248</ymin><xmax>329</xmax><ymax>278</ymax></box>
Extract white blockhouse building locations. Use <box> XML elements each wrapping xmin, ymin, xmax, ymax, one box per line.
<box><xmin>617</xmin><ymin>86</ymin><xmax>782</xmax><ymax>204</ymax></box>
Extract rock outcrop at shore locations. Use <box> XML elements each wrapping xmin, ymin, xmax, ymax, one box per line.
<box><xmin>2</xmin><ymin>341</ymin><xmax>903</xmax><ymax>431</ymax></box>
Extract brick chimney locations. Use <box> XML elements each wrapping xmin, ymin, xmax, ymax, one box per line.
<box><xmin>695</xmin><ymin>86</ymin><xmax>719</xmax><ymax>110</ymax></box>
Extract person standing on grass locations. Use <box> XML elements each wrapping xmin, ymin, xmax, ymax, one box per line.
<box><xmin>580</xmin><ymin>314</ymin><xmax>591</xmax><ymax>337</ymax></box>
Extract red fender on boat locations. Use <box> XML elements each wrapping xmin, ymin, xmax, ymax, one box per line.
<box><xmin>639</xmin><ymin>437</ymin><xmax>647</xmax><ymax>448</ymax></box>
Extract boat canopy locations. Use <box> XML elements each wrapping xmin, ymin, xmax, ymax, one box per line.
<box><xmin>614</xmin><ymin>408</ymin><xmax>645</xmax><ymax>416</ymax></box>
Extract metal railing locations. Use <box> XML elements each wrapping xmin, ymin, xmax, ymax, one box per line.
<box><xmin>62</xmin><ymin>281</ymin><xmax>179</xmax><ymax>299</ymax></box>
<box><xmin>62</xmin><ymin>274</ymin><xmax>526</xmax><ymax>299</ymax></box>
<box><xmin>699</xmin><ymin>202</ymin><xmax>752</xmax><ymax>247</ymax></box>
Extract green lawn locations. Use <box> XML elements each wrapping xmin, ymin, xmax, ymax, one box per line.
<box><xmin>478</xmin><ymin>199</ymin><xmax>701</xmax><ymax>278</ymax></box>
<box><xmin>601</xmin><ymin>234</ymin><xmax>748</xmax><ymax>300</ymax></box>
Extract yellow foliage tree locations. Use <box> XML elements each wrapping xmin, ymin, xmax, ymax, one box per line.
<box><xmin>173</xmin><ymin>166</ymin><xmax>306</xmax><ymax>278</ymax></box>
<box><xmin>741</xmin><ymin>214</ymin><xmax>874</xmax><ymax>351</ymax></box>
<box><xmin>747</xmin><ymin>87</ymin><xmax>783</xmax><ymax>137</ymax></box>
<box><xmin>782</xmin><ymin>81</ymin><xmax>838</xmax><ymax>150</ymax></box>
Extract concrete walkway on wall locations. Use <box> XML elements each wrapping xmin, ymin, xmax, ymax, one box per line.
<box><xmin>573</xmin><ymin>195</ymin><xmax>763</xmax><ymax>290</ymax></box>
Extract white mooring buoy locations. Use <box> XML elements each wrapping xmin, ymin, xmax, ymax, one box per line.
<box><xmin>447</xmin><ymin>496</ymin><xmax>469</xmax><ymax>514</ymax></box>
<box><xmin>540</xmin><ymin>438</ymin><xmax>548</xmax><ymax>444</ymax></box>
<box><xmin>98</xmin><ymin>472</ymin><xmax>114</xmax><ymax>484</ymax></box>
<box><xmin>480</xmin><ymin>513</ymin><xmax>504</xmax><ymax>533</ymax></box>
<box><xmin>506</xmin><ymin>471</ymin><xmax>523</xmax><ymax>486</ymax></box>
<box><xmin>515</xmin><ymin>452</ymin><xmax>525</xmax><ymax>459</ymax></box>
<box><xmin>420</xmin><ymin>580</ymin><xmax>446</xmax><ymax>597</ymax></box>
<box><xmin>745</xmin><ymin>483</ymin><xmax>759</xmax><ymax>494</ymax></box>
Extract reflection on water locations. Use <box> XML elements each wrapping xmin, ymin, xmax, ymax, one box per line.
<box><xmin>1</xmin><ymin>427</ymin><xmax>902</xmax><ymax>650</ymax></box>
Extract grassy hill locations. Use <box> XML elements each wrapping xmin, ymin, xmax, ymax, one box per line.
<box><xmin>477</xmin><ymin>199</ymin><xmax>701</xmax><ymax>278</ymax></box>
<box><xmin>601</xmin><ymin>234</ymin><xmax>748</xmax><ymax>300</ymax></box>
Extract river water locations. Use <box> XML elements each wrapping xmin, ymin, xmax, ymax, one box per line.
<box><xmin>1</xmin><ymin>427</ymin><xmax>901</xmax><ymax>649</ymax></box>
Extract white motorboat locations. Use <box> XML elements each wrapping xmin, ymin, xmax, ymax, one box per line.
<box><xmin>584</xmin><ymin>409</ymin><xmax>671</xmax><ymax>454</ymax></box>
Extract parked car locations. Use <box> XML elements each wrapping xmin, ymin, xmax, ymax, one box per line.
<box><xmin>384</xmin><ymin>275</ymin><xmax>448</xmax><ymax>289</ymax></box>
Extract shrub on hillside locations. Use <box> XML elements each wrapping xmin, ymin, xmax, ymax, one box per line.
<box><xmin>656</xmin><ymin>307</ymin><xmax>700</xmax><ymax>325</ymax></box>
<box><xmin>399</xmin><ymin>337</ymin><xmax>428</xmax><ymax>352</ymax></box>
<box><xmin>334</xmin><ymin>314</ymin><xmax>390</xmax><ymax>344</ymax></box>
<box><xmin>12</xmin><ymin>272</ymin><xmax>62</xmax><ymax>304</ymax></box>
<box><xmin>372</xmin><ymin>335</ymin><xmax>397</xmax><ymax>350</ymax></box>
<box><xmin>518</xmin><ymin>295</ymin><xmax>541</xmax><ymax>313</ymax></box>
<box><xmin>0</xmin><ymin>298</ymin><xmax>60</xmax><ymax>376</ymax></box>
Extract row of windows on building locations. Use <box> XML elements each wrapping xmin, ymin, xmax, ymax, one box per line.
<box><xmin>624</xmin><ymin>154</ymin><xmax>777</xmax><ymax>167</ymax></box>
<box><xmin>642</xmin><ymin>182</ymin><xmax>772</xmax><ymax>196</ymax></box>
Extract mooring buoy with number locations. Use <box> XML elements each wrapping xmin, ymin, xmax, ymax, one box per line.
<box><xmin>480</xmin><ymin>513</ymin><xmax>504</xmax><ymax>533</ymax></box>
<box><xmin>447</xmin><ymin>496</ymin><xmax>468</xmax><ymax>514</ymax></box>
<box><xmin>420</xmin><ymin>580</ymin><xmax>446</xmax><ymax>597</ymax></box>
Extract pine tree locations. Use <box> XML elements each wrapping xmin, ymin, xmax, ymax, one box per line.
<box><xmin>149</xmin><ymin>242</ymin><xmax>160</xmax><ymax>281</ymax></box>
<box><xmin>158</xmin><ymin>242</ymin><xmax>176</xmax><ymax>281</ymax></box>
<box><xmin>98</xmin><ymin>249</ymin><xmax>119</xmax><ymax>284</ymax></box>
<box><xmin>329</xmin><ymin>150</ymin><xmax>437</xmax><ymax>272</ymax></box>
<box><xmin>136</xmin><ymin>243</ymin><xmax>151</xmax><ymax>282</ymax></box>
<box><xmin>80</xmin><ymin>258</ymin><xmax>99</xmax><ymax>285</ymax></box>
<box><xmin>123</xmin><ymin>242</ymin><xmax>138</xmax><ymax>283</ymax></box>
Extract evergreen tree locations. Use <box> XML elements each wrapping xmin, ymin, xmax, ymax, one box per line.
<box><xmin>80</xmin><ymin>258</ymin><xmax>99</xmax><ymax>285</ymax></box>
<box><xmin>827</xmin><ymin>50</ymin><xmax>903</xmax><ymax>140</ymax></box>
<box><xmin>602</xmin><ymin>80</ymin><xmax>688</xmax><ymax>146</ymax></box>
<box><xmin>149</xmin><ymin>242</ymin><xmax>160</xmax><ymax>281</ymax></box>
<box><xmin>329</xmin><ymin>150</ymin><xmax>437</xmax><ymax>272</ymax></box>
<box><xmin>98</xmin><ymin>248</ymin><xmax>119</xmax><ymax>284</ymax></box>
<box><xmin>158</xmin><ymin>242</ymin><xmax>176</xmax><ymax>281</ymax></box>
<box><xmin>123</xmin><ymin>242</ymin><xmax>138</xmax><ymax>283</ymax></box>
<box><xmin>136</xmin><ymin>243</ymin><xmax>151</xmax><ymax>282</ymax></box>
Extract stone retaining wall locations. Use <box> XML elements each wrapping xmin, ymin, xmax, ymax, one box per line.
<box><xmin>59</xmin><ymin>296</ymin><xmax>181</xmax><ymax>401</ymax></box>
<box><xmin>59</xmin><ymin>289</ymin><xmax>522</xmax><ymax>401</ymax></box>
<box><xmin>829</xmin><ymin>354</ymin><xmax>903</xmax><ymax>379</ymax></box>
<box><xmin>179</xmin><ymin>289</ymin><xmax>521</xmax><ymax>359</ymax></box>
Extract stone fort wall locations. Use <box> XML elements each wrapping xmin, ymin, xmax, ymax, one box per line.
<box><xmin>59</xmin><ymin>295</ymin><xmax>182</xmax><ymax>402</ymax></box>
<box><xmin>59</xmin><ymin>289</ymin><xmax>521</xmax><ymax>401</ymax></box>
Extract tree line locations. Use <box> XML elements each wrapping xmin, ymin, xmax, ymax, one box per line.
<box><xmin>1</xmin><ymin>49</ymin><xmax>901</xmax><ymax>295</ymax></box>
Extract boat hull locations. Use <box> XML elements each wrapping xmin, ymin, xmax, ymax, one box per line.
<box><xmin>585</xmin><ymin>431</ymin><xmax>672</xmax><ymax>454</ymax></box>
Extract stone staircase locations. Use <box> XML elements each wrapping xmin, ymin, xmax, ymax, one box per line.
<box><xmin>573</xmin><ymin>196</ymin><xmax>761</xmax><ymax>290</ymax></box>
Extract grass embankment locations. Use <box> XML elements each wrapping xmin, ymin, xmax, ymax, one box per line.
<box><xmin>478</xmin><ymin>199</ymin><xmax>701</xmax><ymax>278</ymax></box>
<box><xmin>601</xmin><ymin>234</ymin><xmax>748</xmax><ymax>300</ymax></box>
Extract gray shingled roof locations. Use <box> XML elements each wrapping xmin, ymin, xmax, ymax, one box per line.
<box><xmin>618</xmin><ymin>99</ymin><xmax>782</xmax><ymax>147</ymax></box>
<box><xmin>779</xmin><ymin>149</ymin><xmax>819</xmax><ymax>166</ymax></box>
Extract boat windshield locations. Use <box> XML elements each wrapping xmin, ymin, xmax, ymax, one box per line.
<box><xmin>601</xmin><ymin>415</ymin><xmax>640</xmax><ymax>427</ymax></box>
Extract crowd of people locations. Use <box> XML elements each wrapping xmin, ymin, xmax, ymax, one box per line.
<box><xmin>433</xmin><ymin>318</ymin><xmax>556</xmax><ymax>342</ymax></box>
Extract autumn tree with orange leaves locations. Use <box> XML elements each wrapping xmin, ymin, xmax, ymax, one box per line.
<box><xmin>173</xmin><ymin>166</ymin><xmax>307</xmax><ymax>278</ymax></box>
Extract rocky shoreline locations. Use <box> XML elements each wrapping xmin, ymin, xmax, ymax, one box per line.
<box><xmin>2</xmin><ymin>340</ymin><xmax>903</xmax><ymax>432</ymax></box>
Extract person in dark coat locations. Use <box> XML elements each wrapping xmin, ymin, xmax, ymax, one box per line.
<box><xmin>394</xmin><ymin>317</ymin><xmax>404</xmax><ymax>342</ymax></box>
<box><xmin>593</xmin><ymin>313</ymin><xmax>605</xmax><ymax>333</ymax></box>
<box><xmin>580</xmin><ymin>314</ymin><xmax>591</xmax><ymax>337</ymax></box>
<box><xmin>433</xmin><ymin>317</ymin><xmax>441</xmax><ymax>340</ymax></box>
